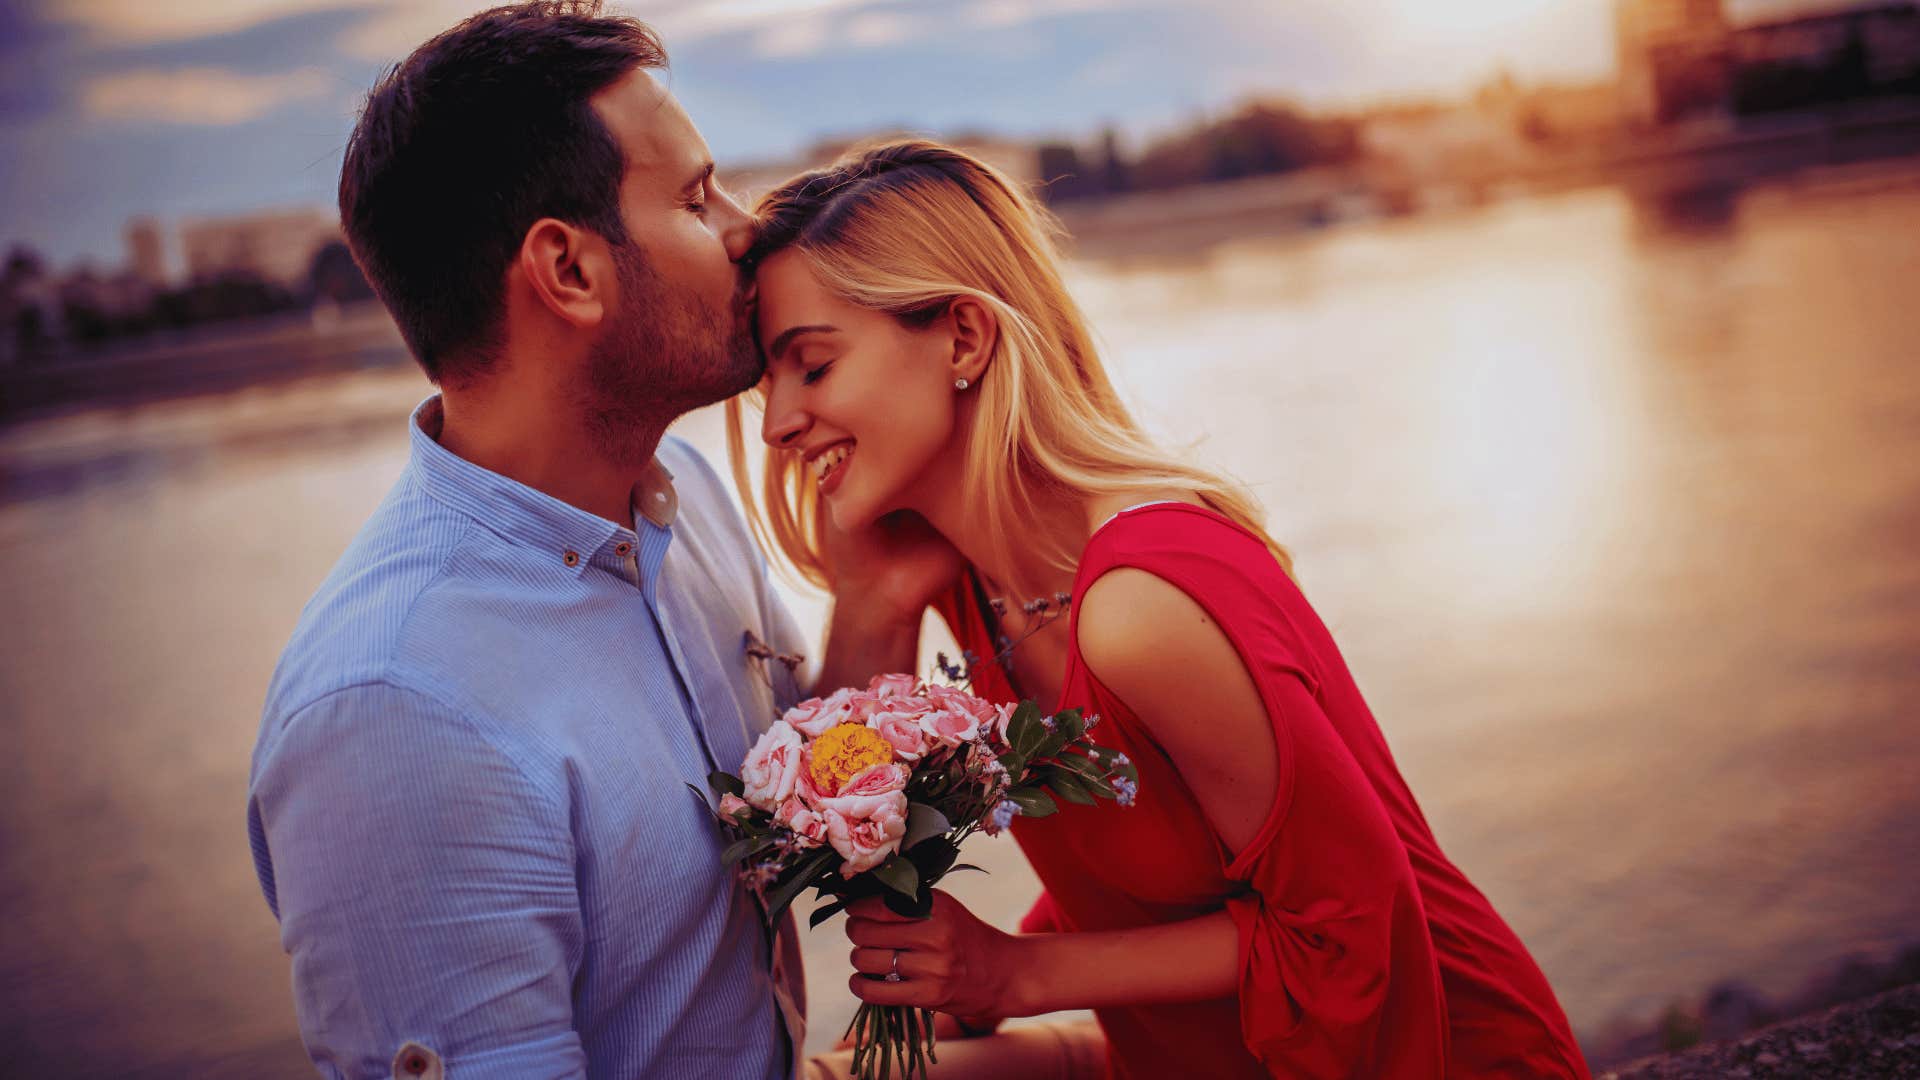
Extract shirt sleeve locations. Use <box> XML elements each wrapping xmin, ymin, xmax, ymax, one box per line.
<box><xmin>248</xmin><ymin>683</ymin><xmax>587</xmax><ymax>1080</ymax></box>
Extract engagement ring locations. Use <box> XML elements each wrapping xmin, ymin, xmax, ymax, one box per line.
<box><xmin>885</xmin><ymin>949</ymin><xmax>904</xmax><ymax>983</ymax></box>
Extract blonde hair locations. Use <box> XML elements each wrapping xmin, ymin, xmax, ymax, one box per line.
<box><xmin>725</xmin><ymin>139</ymin><xmax>1291</xmax><ymax>601</ymax></box>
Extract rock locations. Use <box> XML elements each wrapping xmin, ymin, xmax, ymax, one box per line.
<box><xmin>1606</xmin><ymin>983</ymin><xmax>1920</xmax><ymax>1080</ymax></box>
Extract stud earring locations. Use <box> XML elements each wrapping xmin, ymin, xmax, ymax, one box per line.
<box><xmin>955</xmin><ymin>378</ymin><xmax>970</xmax><ymax>390</ymax></box>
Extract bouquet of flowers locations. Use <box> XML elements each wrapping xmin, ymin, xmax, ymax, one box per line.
<box><xmin>698</xmin><ymin>668</ymin><xmax>1138</xmax><ymax>1080</ymax></box>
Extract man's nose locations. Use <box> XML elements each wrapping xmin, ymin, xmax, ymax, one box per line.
<box><xmin>717</xmin><ymin>186</ymin><xmax>756</xmax><ymax>263</ymax></box>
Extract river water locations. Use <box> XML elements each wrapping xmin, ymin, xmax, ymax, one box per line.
<box><xmin>2</xmin><ymin>171</ymin><xmax>1916</xmax><ymax>1075</ymax></box>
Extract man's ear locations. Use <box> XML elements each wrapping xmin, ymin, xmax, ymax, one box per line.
<box><xmin>948</xmin><ymin>295</ymin><xmax>999</xmax><ymax>385</ymax></box>
<box><xmin>517</xmin><ymin>218</ymin><xmax>609</xmax><ymax>329</ymax></box>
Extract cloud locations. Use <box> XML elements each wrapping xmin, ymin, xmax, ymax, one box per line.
<box><xmin>332</xmin><ymin>0</ymin><xmax>897</xmax><ymax>62</ymax></box>
<box><xmin>49</xmin><ymin>0</ymin><xmax>382</xmax><ymax>46</ymax></box>
<box><xmin>81</xmin><ymin>66</ymin><xmax>336</xmax><ymax>125</ymax></box>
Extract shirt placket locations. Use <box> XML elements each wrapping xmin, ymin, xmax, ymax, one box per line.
<box><xmin>626</xmin><ymin>522</ymin><xmax>730</xmax><ymax>777</ymax></box>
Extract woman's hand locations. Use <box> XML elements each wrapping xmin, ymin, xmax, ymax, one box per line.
<box><xmin>822</xmin><ymin>509</ymin><xmax>965</xmax><ymax>626</ymax></box>
<box><xmin>844</xmin><ymin>890</ymin><xmax>1023</xmax><ymax>1018</ymax></box>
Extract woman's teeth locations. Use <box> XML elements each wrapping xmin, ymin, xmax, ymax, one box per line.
<box><xmin>812</xmin><ymin>444</ymin><xmax>853</xmax><ymax>483</ymax></box>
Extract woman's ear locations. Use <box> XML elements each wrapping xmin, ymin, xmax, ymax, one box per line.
<box><xmin>517</xmin><ymin>217</ymin><xmax>608</xmax><ymax>329</ymax></box>
<box><xmin>948</xmin><ymin>296</ymin><xmax>999</xmax><ymax>385</ymax></box>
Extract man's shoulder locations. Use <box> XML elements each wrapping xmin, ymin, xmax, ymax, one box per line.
<box><xmin>260</xmin><ymin>477</ymin><xmax>480</xmax><ymax>738</ymax></box>
<box><xmin>659</xmin><ymin>434</ymin><xmax>761</xmax><ymax>557</ymax></box>
<box><xmin>658</xmin><ymin>433</ymin><xmax>727</xmax><ymax>503</ymax></box>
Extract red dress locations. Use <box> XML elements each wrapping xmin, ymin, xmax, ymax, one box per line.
<box><xmin>936</xmin><ymin>503</ymin><xmax>1590</xmax><ymax>1079</ymax></box>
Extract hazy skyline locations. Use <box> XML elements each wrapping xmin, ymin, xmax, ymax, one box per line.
<box><xmin>0</xmin><ymin>0</ymin><xmax>1845</xmax><ymax>267</ymax></box>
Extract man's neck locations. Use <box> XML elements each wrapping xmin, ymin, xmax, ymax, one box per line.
<box><xmin>435</xmin><ymin>388</ymin><xmax>665</xmax><ymax>528</ymax></box>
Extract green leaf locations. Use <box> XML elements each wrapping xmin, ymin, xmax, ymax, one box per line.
<box><xmin>1042</xmin><ymin>766</ymin><xmax>1097</xmax><ymax>806</ymax></box>
<box><xmin>1003</xmin><ymin>786</ymin><xmax>1058</xmax><ymax>818</ymax></box>
<box><xmin>1054</xmin><ymin>708</ymin><xmax>1086</xmax><ymax>743</ymax></box>
<box><xmin>722</xmin><ymin>833</ymin><xmax>777</xmax><ymax>866</ymax></box>
<box><xmin>905</xmin><ymin>836</ymin><xmax>959</xmax><ymax>882</ymax></box>
<box><xmin>1055</xmin><ymin>752</ymin><xmax>1117</xmax><ymax>796</ymax></box>
<box><xmin>764</xmin><ymin>850</ymin><xmax>833</xmax><ymax>925</ymax></box>
<box><xmin>870</xmin><ymin>854</ymin><xmax>921</xmax><ymax>899</ymax></box>
<box><xmin>687</xmin><ymin>782</ymin><xmax>718</xmax><ymax>815</ymax></box>
<box><xmin>808</xmin><ymin>898</ymin><xmax>850</xmax><ymax>929</ymax></box>
<box><xmin>902</xmin><ymin>802</ymin><xmax>951</xmax><ymax>852</ymax></box>
<box><xmin>1008</xmin><ymin>700</ymin><xmax>1046</xmax><ymax>759</ymax></box>
<box><xmin>948</xmin><ymin>863</ymin><xmax>988</xmax><ymax>874</ymax></box>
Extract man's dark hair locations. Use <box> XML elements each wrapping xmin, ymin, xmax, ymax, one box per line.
<box><xmin>339</xmin><ymin>1</ymin><xmax>666</xmax><ymax>384</ymax></box>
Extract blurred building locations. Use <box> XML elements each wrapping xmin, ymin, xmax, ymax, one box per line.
<box><xmin>178</xmin><ymin>207</ymin><xmax>341</xmax><ymax>289</ymax></box>
<box><xmin>1731</xmin><ymin>2</ymin><xmax>1920</xmax><ymax>113</ymax></box>
<box><xmin>724</xmin><ymin>134</ymin><xmax>1043</xmax><ymax>205</ymax></box>
<box><xmin>125</xmin><ymin>218</ymin><xmax>169</xmax><ymax>288</ymax></box>
<box><xmin>1616</xmin><ymin>0</ymin><xmax>1735</xmax><ymax>126</ymax></box>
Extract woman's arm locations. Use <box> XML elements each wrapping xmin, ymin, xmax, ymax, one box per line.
<box><xmin>847</xmin><ymin>565</ymin><xmax>1283</xmax><ymax>1016</ymax></box>
<box><xmin>810</xmin><ymin>510</ymin><xmax>966</xmax><ymax>695</ymax></box>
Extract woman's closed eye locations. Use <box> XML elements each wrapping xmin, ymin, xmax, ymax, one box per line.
<box><xmin>802</xmin><ymin>361</ymin><xmax>833</xmax><ymax>387</ymax></box>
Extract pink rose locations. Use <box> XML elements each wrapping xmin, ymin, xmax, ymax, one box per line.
<box><xmin>869</xmin><ymin>710</ymin><xmax>933</xmax><ymax>761</ymax></box>
<box><xmin>820</xmin><ymin>792</ymin><xmax>909</xmax><ymax>876</ymax></box>
<box><xmin>776</xmin><ymin>795</ymin><xmax>829</xmax><ymax>848</ymax></box>
<box><xmin>837</xmin><ymin>762</ymin><xmax>910</xmax><ymax>798</ymax></box>
<box><xmin>867</xmin><ymin>673</ymin><xmax>918</xmax><ymax>698</ymax></box>
<box><xmin>740</xmin><ymin>721</ymin><xmax>805</xmax><ymax>811</ymax></box>
<box><xmin>923</xmin><ymin>684</ymin><xmax>1000</xmax><ymax>743</ymax></box>
<box><xmin>919</xmin><ymin>706</ymin><xmax>979</xmax><ymax>747</ymax></box>
<box><xmin>718</xmin><ymin>794</ymin><xmax>753</xmax><ymax>819</ymax></box>
<box><xmin>782</xmin><ymin>688</ymin><xmax>859</xmax><ymax>738</ymax></box>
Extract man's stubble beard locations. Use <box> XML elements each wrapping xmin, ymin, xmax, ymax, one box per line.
<box><xmin>578</xmin><ymin>242</ymin><xmax>762</xmax><ymax>466</ymax></box>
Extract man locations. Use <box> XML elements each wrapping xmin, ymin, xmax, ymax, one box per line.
<box><xmin>246</xmin><ymin>4</ymin><xmax>933</xmax><ymax>1077</ymax></box>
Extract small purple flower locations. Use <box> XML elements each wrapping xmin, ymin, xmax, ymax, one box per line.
<box><xmin>986</xmin><ymin>798</ymin><xmax>1019</xmax><ymax>835</ymax></box>
<box><xmin>1112</xmin><ymin>776</ymin><xmax>1138</xmax><ymax>807</ymax></box>
<box><xmin>1085</xmin><ymin>713</ymin><xmax>1101</xmax><ymax>731</ymax></box>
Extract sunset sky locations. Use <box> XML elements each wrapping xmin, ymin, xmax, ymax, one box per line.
<box><xmin>0</xmin><ymin>0</ymin><xmax>1839</xmax><ymax>266</ymax></box>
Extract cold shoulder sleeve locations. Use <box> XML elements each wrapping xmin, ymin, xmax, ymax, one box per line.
<box><xmin>1219</xmin><ymin>671</ymin><xmax>1448</xmax><ymax>1078</ymax></box>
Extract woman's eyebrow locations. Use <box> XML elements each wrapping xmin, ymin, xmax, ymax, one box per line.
<box><xmin>766</xmin><ymin>324</ymin><xmax>838</xmax><ymax>360</ymax></box>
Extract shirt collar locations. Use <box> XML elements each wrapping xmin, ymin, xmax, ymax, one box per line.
<box><xmin>408</xmin><ymin>395</ymin><xmax>673</xmax><ymax>577</ymax></box>
<box><xmin>634</xmin><ymin>453</ymin><xmax>679</xmax><ymax>529</ymax></box>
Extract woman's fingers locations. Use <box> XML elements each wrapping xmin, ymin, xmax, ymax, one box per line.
<box><xmin>845</xmin><ymin>914</ymin><xmax>937</xmax><ymax>950</ymax></box>
<box><xmin>848</xmin><ymin>945</ymin><xmax>943</xmax><ymax>981</ymax></box>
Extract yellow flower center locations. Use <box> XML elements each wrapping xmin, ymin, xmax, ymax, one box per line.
<box><xmin>809</xmin><ymin>723</ymin><xmax>893</xmax><ymax>794</ymax></box>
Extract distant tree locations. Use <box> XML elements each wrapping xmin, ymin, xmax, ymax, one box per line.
<box><xmin>1099</xmin><ymin>126</ymin><xmax>1131</xmax><ymax>195</ymax></box>
<box><xmin>308</xmin><ymin>241</ymin><xmax>375</xmax><ymax>304</ymax></box>
<box><xmin>1133</xmin><ymin>101</ymin><xmax>1357</xmax><ymax>190</ymax></box>
<box><xmin>1037</xmin><ymin>143</ymin><xmax>1096</xmax><ymax>202</ymax></box>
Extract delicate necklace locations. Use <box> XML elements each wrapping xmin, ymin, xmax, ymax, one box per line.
<box><xmin>938</xmin><ymin>567</ymin><xmax>1072</xmax><ymax>689</ymax></box>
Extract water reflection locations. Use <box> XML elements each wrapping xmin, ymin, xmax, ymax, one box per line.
<box><xmin>2</xmin><ymin>175</ymin><xmax>1917</xmax><ymax>1074</ymax></box>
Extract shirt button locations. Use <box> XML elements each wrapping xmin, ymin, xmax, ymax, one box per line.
<box><xmin>614</xmin><ymin>541</ymin><xmax>633</xmax><ymax>556</ymax></box>
<box><xmin>562</xmin><ymin>550</ymin><xmax>580</xmax><ymax>567</ymax></box>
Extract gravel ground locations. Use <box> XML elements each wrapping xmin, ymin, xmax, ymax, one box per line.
<box><xmin>1602</xmin><ymin>984</ymin><xmax>1920</xmax><ymax>1079</ymax></box>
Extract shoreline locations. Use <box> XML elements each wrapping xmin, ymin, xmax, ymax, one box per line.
<box><xmin>1586</xmin><ymin>945</ymin><xmax>1920</xmax><ymax>1073</ymax></box>
<box><xmin>1603</xmin><ymin>983</ymin><xmax>1920</xmax><ymax>1079</ymax></box>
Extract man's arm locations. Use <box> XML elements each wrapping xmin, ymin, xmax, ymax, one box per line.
<box><xmin>249</xmin><ymin>683</ymin><xmax>586</xmax><ymax>1080</ymax></box>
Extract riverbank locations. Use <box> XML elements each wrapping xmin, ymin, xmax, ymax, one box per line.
<box><xmin>1588</xmin><ymin>946</ymin><xmax>1920</xmax><ymax>1074</ymax></box>
<box><xmin>1603</xmin><ymin>983</ymin><xmax>1920</xmax><ymax>1079</ymax></box>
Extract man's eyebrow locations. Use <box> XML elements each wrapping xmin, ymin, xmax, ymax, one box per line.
<box><xmin>766</xmin><ymin>324</ymin><xmax>838</xmax><ymax>360</ymax></box>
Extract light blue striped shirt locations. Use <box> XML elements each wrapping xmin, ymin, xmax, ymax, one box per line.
<box><xmin>248</xmin><ymin>396</ymin><xmax>808</xmax><ymax>1080</ymax></box>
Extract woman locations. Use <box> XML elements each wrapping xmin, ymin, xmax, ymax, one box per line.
<box><xmin>725</xmin><ymin>140</ymin><xmax>1590</xmax><ymax>1079</ymax></box>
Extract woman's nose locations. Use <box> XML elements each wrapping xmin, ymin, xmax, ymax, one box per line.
<box><xmin>761</xmin><ymin>390</ymin><xmax>810</xmax><ymax>449</ymax></box>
